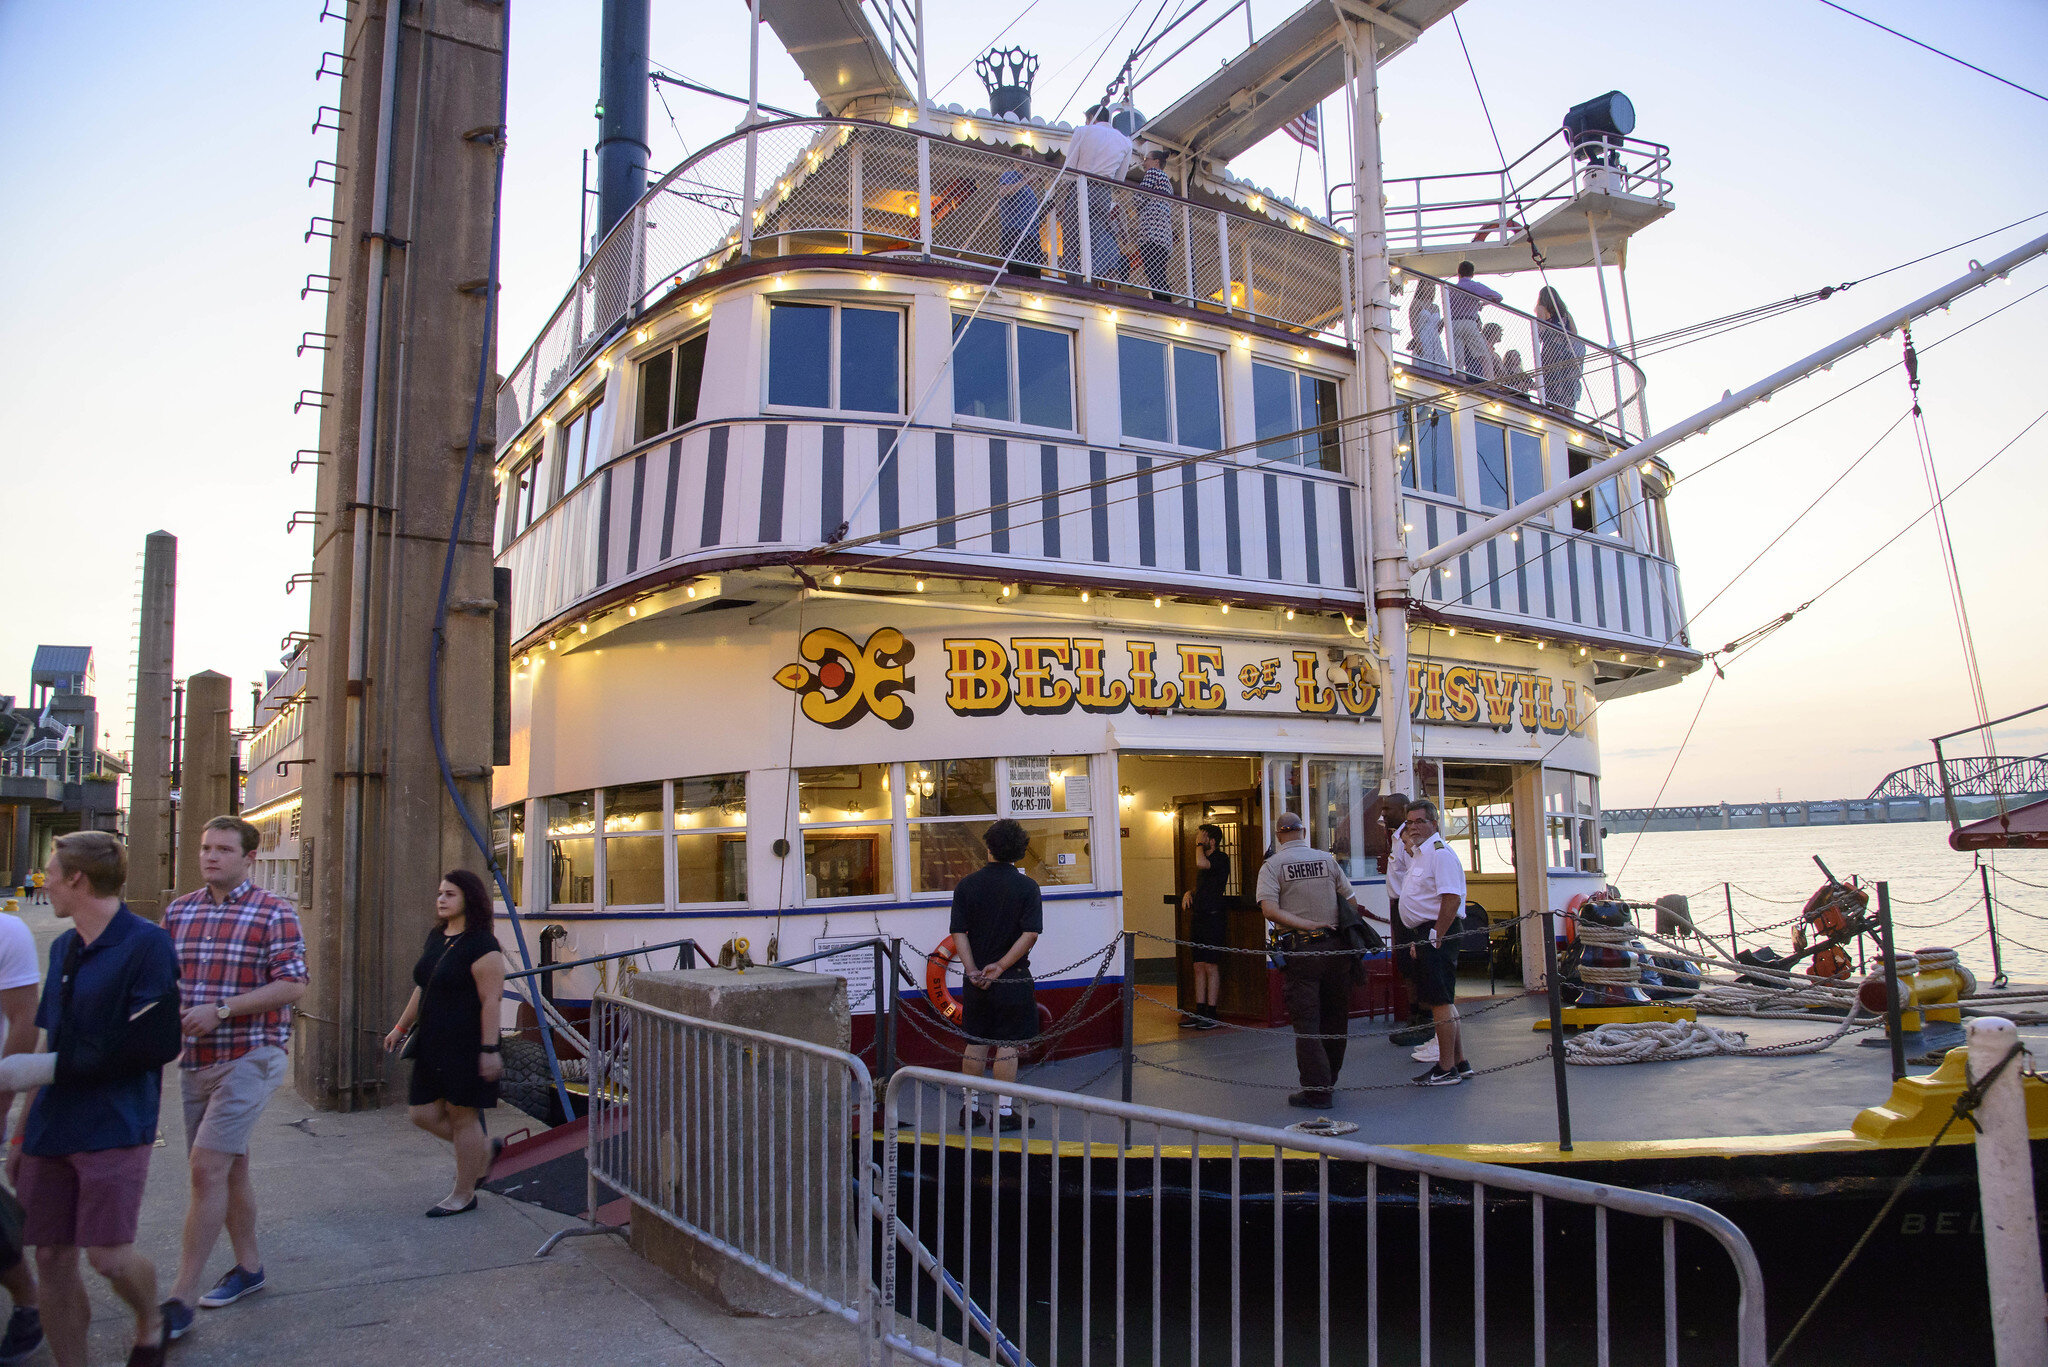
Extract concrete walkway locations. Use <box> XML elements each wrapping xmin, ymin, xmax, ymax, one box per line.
<box><xmin>1</xmin><ymin>898</ymin><xmax>864</xmax><ymax>1367</ymax></box>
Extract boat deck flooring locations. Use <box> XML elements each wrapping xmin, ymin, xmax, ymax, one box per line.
<box><xmin>999</xmin><ymin>981</ymin><xmax>2048</xmax><ymax>1150</ymax></box>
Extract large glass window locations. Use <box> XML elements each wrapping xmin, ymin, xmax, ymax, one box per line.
<box><xmin>544</xmin><ymin>793</ymin><xmax>597</xmax><ymax>905</ymax></box>
<box><xmin>1252</xmin><ymin>361</ymin><xmax>1341</xmax><ymax>470</ymax></box>
<box><xmin>1398</xmin><ymin>402</ymin><xmax>1456</xmax><ymax>498</ymax></box>
<box><xmin>800</xmin><ymin>764</ymin><xmax>895</xmax><ymax>900</ymax></box>
<box><xmin>1118</xmin><ymin>335</ymin><xmax>1222</xmax><ymax>449</ymax></box>
<box><xmin>602</xmin><ymin>782</ymin><xmax>666</xmax><ymax>907</ymax></box>
<box><xmin>953</xmin><ymin>315</ymin><xmax>1074</xmax><ymax>430</ymax></box>
<box><xmin>1641</xmin><ymin>476</ymin><xmax>1674</xmax><ymax>558</ymax></box>
<box><xmin>635</xmin><ymin>333</ymin><xmax>707</xmax><ymax>442</ymax></box>
<box><xmin>675</xmin><ymin>773</ymin><xmax>747</xmax><ymax>904</ymax></box>
<box><xmin>559</xmin><ymin>395</ymin><xmax>603</xmax><ymax>494</ymax></box>
<box><xmin>1544</xmin><ymin>770</ymin><xmax>1602</xmax><ymax>873</ymax></box>
<box><xmin>1475</xmin><ymin>419</ymin><xmax>1545</xmax><ymax>512</ymax></box>
<box><xmin>906</xmin><ymin>758</ymin><xmax>999</xmax><ymax>893</ymax></box>
<box><xmin>768</xmin><ymin>302</ymin><xmax>902</xmax><ymax>413</ymax></box>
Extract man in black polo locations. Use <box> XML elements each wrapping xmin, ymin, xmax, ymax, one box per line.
<box><xmin>948</xmin><ymin>819</ymin><xmax>1042</xmax><ymax>1131</ymax></box>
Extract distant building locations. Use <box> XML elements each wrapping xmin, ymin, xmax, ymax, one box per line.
<box><xmin>241</xmin><ymin>649</ymin><xmax>308</xmax><ymax>901</ymax></box>
<box><xmin>1</xmin><ymin>646</ymin><xmax>127</xmax><ymax>892</ymax></box>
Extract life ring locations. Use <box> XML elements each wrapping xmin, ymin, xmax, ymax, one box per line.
<box><xmin>1562</xmin><ymin>893</ymin><xmax>1591</xmax><ymax>944</ymax></box>
<box><xmin>926</xmin><ymin>939</ymin><xmax>963</xmax><ymax>1022</ymax></box>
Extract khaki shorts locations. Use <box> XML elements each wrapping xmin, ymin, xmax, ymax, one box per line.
<box><xmin>181</xmin><ymin>1045</ymin><xmax>288</xmax><ymax>1156</ymax></box>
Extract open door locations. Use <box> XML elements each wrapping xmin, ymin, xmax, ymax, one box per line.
<box><xmin>1171</xmin><ymin>789</ymin><xmax>1266</xmax><ymax>1020</ymax></box>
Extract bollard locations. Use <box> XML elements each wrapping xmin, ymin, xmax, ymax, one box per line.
<box><xmin>1969</xmin><ymin>1017</ymin><xmax>2048</xmax><ymax>1367</ymax></box>
<box><xmin>1541</xmin><ymin>911</ymin><xmax>1573</xmax><ymax>1152</ymax></box>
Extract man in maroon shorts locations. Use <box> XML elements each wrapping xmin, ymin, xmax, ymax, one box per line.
<box><xmin>9</xmin><ymin>833</ymin><xmax>179</xmax><ymax>1367</ymax></box>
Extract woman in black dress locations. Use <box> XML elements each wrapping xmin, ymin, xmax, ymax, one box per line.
<box><xmin>382</xmin><ymin>869</ymin><xmax>507</xmax><ymax>1216</ymax></box>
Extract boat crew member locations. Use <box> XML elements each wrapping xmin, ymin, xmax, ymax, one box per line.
<box><xmin>1446</xmin><ymin>261</ymin><xmax>1503</xmax><ymax>380</ymax></box>
<box><xmin>1063</xmin><ymin>106</ymin><xmax>1133</xmax><ymax>285</ymax></box>
<box><xmin>1399</xmin><ymin>801</ymin><xmax>1473</xmax><ymax>1085</ymax></box>
<box><xmin>949</xmin><ymin>819</ymin><xmax>1042</xmax><ymax>1132</ymax></box>
<box><xmin>1179</xmin><ymin>824</ymin><xmax>1229</xmax><ymax>1030</ymax></box>
<box><xmin>1256</xmin><ymin>812</ymin><xmax>1369</xmax><ymax>1111</ymax></box>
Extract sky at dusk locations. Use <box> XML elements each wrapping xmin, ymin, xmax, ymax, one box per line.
<box><xmin>2</xmin><ymin>0</ymin><xmax>2043</xmax><ymax>806</ymax></box>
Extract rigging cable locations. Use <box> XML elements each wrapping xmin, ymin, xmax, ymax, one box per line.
<box><xmin>1902</xmin><ymin>327</ymin><xmax>1994</xmax><ymax>738</ymax></box>
<box><xmin>1814</xmin><ymin>0</ymin><xmax>2048</xmax><ymax>105</ymax></box>
<box><xmin>1448</xmin><ymin>13</ymin><xmax>1551</xmax><ymax>276</ymax></box>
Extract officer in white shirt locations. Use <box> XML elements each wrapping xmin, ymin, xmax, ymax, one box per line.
<box><xmin>1062</xmin><ymin>107</ymin><xmax>1132</xmax><ymax>285</ymax></box>
<box><xmin>1397</xmin><ymin>800</ymin><xmax>1472</xmax><ymax>1084</ymax></box>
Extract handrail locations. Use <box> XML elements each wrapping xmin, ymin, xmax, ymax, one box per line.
<box><xmin>496</xmin><ymin>116</ymin><xmax>1357</xmax><ymax>446</ymax></box>
<box><xmin>504</xmin><ymin>930</ymin><xmax>924</xmax><ymax>987</ymax></box>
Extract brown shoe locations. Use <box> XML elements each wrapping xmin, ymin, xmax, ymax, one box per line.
<box><xmin>124</xmin><ymin>1316</ymin><xmax>169</xmax><ymax>1367</ymax></box>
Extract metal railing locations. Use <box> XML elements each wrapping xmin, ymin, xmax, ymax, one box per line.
<box><xmin>1395</xmin><ymin>264</ymin><xmax>1649</xmax><ymax>445</ymax></box>
<box><xmin>881</xmin><ymin>1067</ymin><xmax>1767</xmax><ymax>1366</ymax></box>
<box><xmin>1379</xmin><ymin>128</ymin><xmax>1674</xmax><ymax>261</ymax></box>
<box><xmin>497</xmin><ymin>117</ymin><xmax>1353</xmax><ymax>442</ymax></box>
<box><xmin>581</xmin><ymin>991</ymin><xmax>877</xmax><ymax>1348</ymax></box>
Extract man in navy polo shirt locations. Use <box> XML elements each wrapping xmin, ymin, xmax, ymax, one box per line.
<box><xmin>7</xmin><ymin>832</ymin><xmax>178</xmax><ymax>1367</ymax></box>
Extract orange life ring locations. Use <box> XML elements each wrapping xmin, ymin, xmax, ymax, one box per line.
<box><xmin>926</xmin><ymin>939</ymin><xmax>963</xmax><ymax>1022</ymax></box>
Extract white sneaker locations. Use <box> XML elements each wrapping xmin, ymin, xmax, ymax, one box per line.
<box><xmin>1411</xmin><ymin>1040</ymin><xmax>1440</xmax><ymax>1064</ymax></box>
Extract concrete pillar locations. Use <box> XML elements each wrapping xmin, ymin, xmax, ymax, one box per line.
<box><xmin>126</xmin><ymin>530</ymin><xmax>177</xmax><ymax>920</ymax></box>
<box><xmin>1718</xmin><ymin>802</ymin><xmax>1731</xmax><ymax>829</ymax></box>
<box><xmin>624</xmin><ymin>970</ymin><xmax>852</xmax><ymax>1315</ymax></box>
<box><xmin>1511</xmin><ymin>765</ymin><xmax>1550</xmax><ymax>991</ymax></box>
<box><xmin>296</xmin><ymin>0</ymin><xmax>507</xmax><ymax>1110</ymax></box>
<box><xmin>173</xmin><ymin>671</ymin><xmax>234</xmax><ymax>897</ymax></box>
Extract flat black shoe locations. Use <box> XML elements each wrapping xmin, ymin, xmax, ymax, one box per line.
<box><xmin>1178</xmin><ymin>1015</ymin><xmax>1204</xmax><ymax>1029</ymax></box>
<box><xmin>426</xmin><ymin>1196</ymin><xmax>478</xmax><ymax>1218</ymax></box>
<box><xmin>1286</xmin><ymin>1090</ymin><xmax>1334</xmax><ymax>1110</ymax></box>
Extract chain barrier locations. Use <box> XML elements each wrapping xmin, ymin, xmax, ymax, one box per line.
<box><xmin>898</xmin><ymin>934</ymin><xmax>1125</xmax><ymax>1051</ymax></box>
<box><xmin>1880</xmin><ymin>868</ymin><xmax>1981</xmax><ymax>904</ymax></box>
<box><xmin>1997</xmin><ymin>868</ymin><xmax>2048</xmax><ymax>892</ymax></box>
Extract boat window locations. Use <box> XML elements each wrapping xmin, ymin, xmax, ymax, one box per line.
<box><xmin>799</xmin><ymin>764</ymin><xmax>895</xmax><ymax>901</ymax></box>
<box><xmin>1642</xmin><ymin>478</ymin><xmax>1673</xmax><ymax>558</ymax></box>
<box><xmin>954</xmin><ymin>314</ymin><xmax>1075</xmax><ymax>431</ymax></box>
<box><xmin>1398</xmin><ymin>403</ymin><xmax>1457</xmax><ymax>497</ymax></box>
<box><xmin>490</xmin><ymin>805</ymin><xmax>523</xmax><ymax>903</ymax></box>
<box><xmin>635</xmin><ymin>332</ymin><xmax>708</xmax><ymax>443</ymax></box>
<box><xmin>600</xmin><ymin>782</ymin><xmax>665</xmax><ymax>907</ymax></box>
<box><xmin>543</xmin><ymin>793</ymin><xmax>597</xmax><ymax>906</ymax></box>
<box><xmin>1543</xmin><ymin>769</ymin><xmax>1602</xmax><ymax>874</ymax></box>
<box><xmin>1475</xmin><ymin>419</ymin><xmax>1547</xmax><ymax>511</ymax></box>
<box><xmin>1118</xmin><ymin>334</ymin><xmax>1221</xmax><ymax>449</ymax></box>
<box><xmin>1568</xmin><ymin>450</ymin><xmax>1625</xmax><ymax>537</ymax></box>
<box><xmin>1251</xmin><ymin>360</ymin><xmax>1341</xmax><ymax>470</ymax></box>
<box><xmin>767</xmin><ymin>302</ymin><xmax>902</xmax><ymax>415</ymax></box>
<box><xmin>559</xmin><ymin>394</ymin><xmax>603</xmax><ymax>495</ymax></box>
<box><xmin>499</xmin><ymin>457</ymin><xmax>539</xmax><ymax>550</ymax></box>
<box><xmin>674</xmin><ymin>773</ymin><xmax>747</xmax><ymax>904</ymax></box>
<box><xmin>1306</xmin><ymin>757</ymin><xmax>1385</xmax><ymax>879</ymax></box>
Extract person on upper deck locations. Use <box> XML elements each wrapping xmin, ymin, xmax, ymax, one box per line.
<box><xmin>1447</xmin><ymin>262</ymin><xmax>1502</xmax><ymax>380</ymax></box>
<box><xmin>997</xmin><ymin>162</ymin><xmax>1045</xmax><ymax>279</ymax></box>
<box><xmin>1063</xmin><ymin>107</ymin><xmax>1132</xmax><ymax>287</ymax></box>
<box><xmin>1407</xmin><ymin>279</ymin><xmax>1446</xmax><ymax>369</ymax></box>
<box><xmin>1136</xmin><ymin>148</ymin><xmax>1175</xmax><ymax>302</ymax></box>
<box><xmin>1534</xmin><ymin>286</ymin><xmax>1585</xmax><ymax>412</ymax></box>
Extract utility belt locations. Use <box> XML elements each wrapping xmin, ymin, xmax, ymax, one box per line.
<box><xmin>1270</xmin><ymin>926</ymin><xmax>1339</xmax><ymax>969</ymax></box>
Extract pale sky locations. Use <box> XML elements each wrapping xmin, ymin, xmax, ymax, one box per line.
<box><xmin>2</xmin><ymin>0</ymin><xmax>2043</xmax><ymax>806</ymax></box>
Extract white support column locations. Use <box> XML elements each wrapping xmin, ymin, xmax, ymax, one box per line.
<box><xmin>1341</xmin><ymin>22</ymin><xmax>1410</xmax><ymax>799</ymax></box>
<box><xmin>739</xmin><ymin>1</ymin><xmax>761</xmax><ymax>258</ymax></box>
<box><xmin>1971</xmin><ymin>1016</ymin><xmax>2048</xmax><ymax>1367</ymax></box>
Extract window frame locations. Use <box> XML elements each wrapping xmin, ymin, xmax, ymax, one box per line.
<box><xmin>555</xmin><ymin>391</ymin><xmax>605</xmax><ymax>499</ymax></box>
<box><xmin>1473</xmin><ymin>416</ymin><xmax>1549</xmax><ymax>514</ymax></box>
<box><xmin>1543</xmin><ymin>768</ymin><xmax>1603</xmax><ymax>875</ymax></box>
<box><xmin>1569</xmin><ymin>449</ymin><xmax>1629</xmax><ymax>539</ymax></box>
<box><xmin>764</xmin><ymin>299</ymin><xmax>906</xmax><ymax>417</ymax></box>
<box><xmin>1116</xmin><ymin>330</ymin><xmax>1224</xmax><ymax>451</ymax></box>
<box><xmin>1249</xmin><ymin>358</ymin><xmax>1342</xmax><ymax>471</ymax></box>
<box><xmin>949</xmin><ymin>312</ymin><xmax>1079</xmax><ymax>435</ymax></box>
<box><xmin>540</xmin><ymin>777</ymin><xmax>750</xmax><ymax>913</ymax></box>
<box><xmin>1398</xmin><ymin>401</ymin><xmax>1459</xmax><ymax>500</ymax></box>
<box><xmin>634</xmin><ymin>330</ymin><xmax>709</xmax><ymax>445</ymax></box>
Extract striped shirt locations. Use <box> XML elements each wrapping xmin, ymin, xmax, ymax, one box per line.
<box><xmin>164</xmin><ymin>879</ymin><xmax>309</xmax><ymax>1069</ymax></box>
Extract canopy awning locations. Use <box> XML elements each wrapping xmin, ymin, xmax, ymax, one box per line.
<box><xmin>1949</xmin><ymin>797</ymin><xmax>2048</xmax><ymax>851</ymax></box>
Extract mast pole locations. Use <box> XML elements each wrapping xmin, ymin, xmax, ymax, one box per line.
<box><xmin>1413</xmin><ymin>229</ymin><xmax>2048</xmax><ymax>575</ymax></box>
<box><xmin>1341</xmin><ymin>23</ymin><xmax>1409</xmax><ymax>798</ymax></box>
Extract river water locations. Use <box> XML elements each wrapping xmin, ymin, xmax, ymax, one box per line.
<box><xmin>1598</xmin><ymin>821</ymin><xmax>2048</xmax><ymax>986</ymax></box>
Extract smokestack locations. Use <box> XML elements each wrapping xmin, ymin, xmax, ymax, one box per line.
<box><xmin>126</xmin><ymin>531</ymin><xmax>176</xmax><ymax>921</ymax></box>
<box><xmin>595</xmin><ymin>0</ymin><xmax>651</xmax><ymax>244</ymax></box>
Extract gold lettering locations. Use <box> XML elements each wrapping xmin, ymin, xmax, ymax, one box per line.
<box><xmin>1072</xmin><ymin>638</ymin><xmax>1129</xmax><ymax>712</ymax></box>
<box><xmin>942</xmin><ymin>638</ymin><xmax>1010</xmax><ymax>714</ymax></box>
<box><xmin>1420</xmin><ymin>662</ymin><xmax>1447</xmax><ymax>721</ymax></box>
<box><xmin>1012</xmin><ymin>638</ymin><xmax>1076</xmax><ymax>713</ymax></box>
<box><xmin>1443</xmin><ymin>666</ymin><xmax>1481</xmax><ymax>724</ymax></box>
<box><xmin>1176</xmin><ymin>645</ymin><xmax>1226</xmax><ymax>711</ymax></box>
<box><xmin>1515</xmin><ymin>672</ymin><xmax>1541</xmax><ymax>731</ymax></box>
<box><xmin>1535</xmin><ymin>676</ymin><xmax>1569</xmax><ymax>734</ymax></box>
<box><xmin>1476</xmin><ymin>669</ymin><xmax>1515</xmax><ymax>727</ymax></box>
<box><xmin>1127</xmin><ymin>642</ymin><xmax>1180</xmax><ymax>709</ymax></box>
<box><xmin>1292</xmin><ymin>651</ymin><xmax>1335</xmax><ymax>714</ymax></box>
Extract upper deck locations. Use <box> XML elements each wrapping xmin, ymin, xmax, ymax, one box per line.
<box><xmin>492</xmin><ymin>116</ymin><xmax>1693</xmax><ymax>678</ymax></box>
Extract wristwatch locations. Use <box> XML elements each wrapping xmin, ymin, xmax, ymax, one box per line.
<box><xmin>215</xmin><ymin>1003</ymin><xmax>232</xmax><ymax>1022</ymax></box>
<box><xmin>479</xmin><ymin>1043</ymin><xmax>500</xmax><ymax>1054</ymax></box>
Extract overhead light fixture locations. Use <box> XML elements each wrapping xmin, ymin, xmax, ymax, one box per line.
<box><xmin>579</xmin><ymin>622</ymin><xmax>589</xmax><ymax>634</ymax></box>
<box><xmin>1448</xmin><ymin>626</ymin><xmax>1457</xmax><ymax>636</ymax></box>
<box><xmin>1620</xmin><ymin>653</ymin><xmax>1629</xmax><ymax>662</ymax></box>
<box><xmin>1153</xmin><ymin>596</ymin><xmax>1163</xmax><ymax>607</ymax></box>
<box><xmin>1104</xmin><ymin>308</ymin><xmax>1119</xmax><ymax>322</ymax></box>
<box><xmin>1119</xmin><ymin>785</ymin><xmax>1134</xmax><ymax>806</ymax></box>
<box><xmin>1284</xmin><ymin>608</ymin><xmax>1295</xmax><ymax>620</ymax></box>
<box><xmin>915</xmin><ymin>579</ymin><xmax>925</xmax><ymax>592</ymax></box>
<box><xmin>1080</xmin><ymin>590</ymin><xmax>1090</xmax><ymax>602</ymax></box>
<box><xmin>1579</xmin><ymin>646</ymin><xmax>1588</xmax><ymax>656</ymax></box>
<box><xmin>1219</xmin><ymin>603</ymin><xmax>1230</xmax><ymax>614</ymax></box>
<box><xmin>547</xmin><ymin>639</ymin><xmax>557</xmax><ymax>651</ymax></box>
<box><xmin>1656</xmin><ymin>657</ymin><xmax>1666</xmax><ymax>667</ymax></box>
<box><xmin>831</xmin><ymin>572</ymin><xmax>843</xmax><ymax>585</ymax></box>
<box><xmin>1509</xmin><ymin>530</ymin><xmax>1520</xmax><ymax>542</ymax></box>
<box><xmin>1493</xmin><ymin>633</ymin><xmax>1503</xmax><ymax>643</ymax></box>
<box><xmin>634</xmin><ymin>328</ymin><xmax>649</xmax><ymax>343</ymax></box>
<box><xmin>627</xmin><ymin>605</ymin><xmax>637</xmax><ymax>617</ymax></box>
<box><xmin>1537</xmin><ymin>641</ymin><xmax>1545</xmax><ymax>650</ymax></box>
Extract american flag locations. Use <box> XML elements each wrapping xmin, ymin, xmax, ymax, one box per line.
<box><xmin>1284</xmin><ymin>105</ymin><xmax>1319</xmax><ymax>152</ymax></box>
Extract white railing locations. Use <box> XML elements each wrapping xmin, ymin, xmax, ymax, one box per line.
<box><xmin>1379</xmin><ymin>128</ymin><xmax>1674</xmax><ymax>261</ymax></box>
<box><xmin>497</xmin><ymin>118</ymin><xmax>1353</xmax><ymax>442</ymax></box>
<box><xmin>881</xmin><ymin>1067</ymin><xmax>1767</xmax><ymax>1366</ymax></box>
<box><xmin>1395</xmin><ymin>263</ymin><xmax>1649</xmax><ymax>446</ymax></box>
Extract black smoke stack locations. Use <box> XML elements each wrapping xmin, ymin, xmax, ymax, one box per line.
<box><xmin>977</xmin><ymin>47</ymin><xmax>1038</xmax><ymax>121</ymax></box>
<box><xmin>595</xmin><ymin>0</ymin><xmax>651</xmax><ymax>243</ymax></box>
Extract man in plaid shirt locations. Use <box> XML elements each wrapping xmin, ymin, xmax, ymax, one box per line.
<box><xmin>157</xmin><ymin>816</ymin><xmax>307</xmax><ymax>1342</ymax></box>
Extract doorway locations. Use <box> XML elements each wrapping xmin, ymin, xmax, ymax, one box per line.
<box><xmin>1116</xmin><ymin>754</ymin><xmax>1264</xmax><ymax>1026</ymax></box>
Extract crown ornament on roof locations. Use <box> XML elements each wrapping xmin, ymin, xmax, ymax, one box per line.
<box><xmin>976</xmin><ymin>47</ymin><xmax>1038</xmax><ymax>121</ymax></box>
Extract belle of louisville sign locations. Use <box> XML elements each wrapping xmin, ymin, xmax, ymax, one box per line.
<box><xmin>774</xmin><ymin>626</ymin><xmax>1592</xmax><ymax>736</ymax></box>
